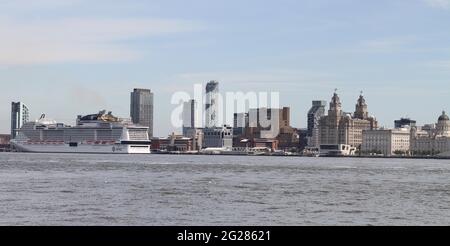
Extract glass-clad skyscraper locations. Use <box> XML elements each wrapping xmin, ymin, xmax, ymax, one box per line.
<box><xmin>11</xmin><ymin>102</ymin><xmax>30</xmax><ymax>139</ymax></box>
<box><xmin>205</xmin><ymin>81</ymin><xmax>219</xmax><ymax>128</ymax></box>
<box><xmin>307</xmin><ymin>100</ymin><xmax>326</xmax><ymax>147</ymax></box>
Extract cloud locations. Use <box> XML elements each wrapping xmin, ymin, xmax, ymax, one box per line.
<box><xmin>0</xmin><ymin>17</ymin><xmax>204</xmax><ymax>65</ymax></box>
<box><xmin>424</xmin><ymin>0</ymin><xmax>450</xmax><ymax>9</ymax></box>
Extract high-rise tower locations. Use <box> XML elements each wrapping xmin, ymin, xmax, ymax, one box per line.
<box><xmin>205</xmin><ymin>81</ymin><xmax>219</xmax><ymax>128</ymax></box>
<box><xmin>130</xmin><ymin>88</ymin><xmax>154</xmax><ymax>138</ymax></box>
<box><xmin>182</xmin><ymin>99</ymin><xmax>196</xmax><ymax>136</ymax></box>
<box><xmin>11</xmin><ymin>102</ymin><xmax>30</xmax><ymax>139</ymax></box>
<box><xmin>307</xmin><ymin>100</ymin><xmax>326</xmax><ymax>147</ymax></box>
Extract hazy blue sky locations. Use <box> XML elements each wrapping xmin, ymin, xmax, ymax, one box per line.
<box><xmin>1</xmin><ymin>0</ymin><xmax>449</xmax><ymax>136</ymax></box>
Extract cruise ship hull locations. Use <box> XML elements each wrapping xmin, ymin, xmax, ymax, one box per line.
<box><xmin>11</xmin><ymin>141</ymin><xmax>150</xmax><ymax>154</ymax></box>
<box><xmin>12</xmin><ymin>111</ymin><xmax>152</xmax><ymax>154</ymax></box>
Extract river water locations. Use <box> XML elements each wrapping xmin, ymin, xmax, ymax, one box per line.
<box><xmin>0</xmin><ymin>153</ymin><xmax>449</xmax><ymax>225</ymax></box>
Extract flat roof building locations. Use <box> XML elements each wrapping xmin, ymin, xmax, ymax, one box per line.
<box><xmin>362</xmin><ymin>128</ymin><xmax>411</xmax><ymax>156</ymax></box>
<box><xmin>11</xmin><ymin>102</ymin><xmax>30</xmax><ymax>139</ymax></box>
<box><xmin>307</xmin><ymin>100</ymin><xmax>326</xmax><ymax>147</ymax></box>
<box><xmin>395</xmin><ymin>118</ymin><xmax>416</xmax><ymax>129</ymax></box>
<box><xmin>130</xmin><ymin>88</ymin><xmax>154</xmax><ymax>138</ymax></box>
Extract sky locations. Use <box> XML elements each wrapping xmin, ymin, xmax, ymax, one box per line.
<box><xmin>0</xmin><ymin>0</ymin><xmax>449</xmax><ymax>136</ymax></box>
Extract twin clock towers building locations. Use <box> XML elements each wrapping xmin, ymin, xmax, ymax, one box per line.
<box><xmin>319</xmin><ymin>91</ymin><xmax>378</xmax><ymax>149</ymax></box>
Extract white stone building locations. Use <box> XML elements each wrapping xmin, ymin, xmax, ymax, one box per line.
<box><xmin>411</xmin><ymin>111</ymin><xmax>450</xmax><ymax>156</ymax></box>
<box><xmin>361</xmin><ymin>128</ymin><xmax>411</xmax><ymax>156</ymax></box>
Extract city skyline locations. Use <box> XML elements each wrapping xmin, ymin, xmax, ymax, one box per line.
<box><xmin>1</xmin><ymin>0</ymin><xmax>450</xmax><ymax>136</ymax></box>
<box><xmin>2</xmin><ymin>88</ymin><xmax>447</xmax><ymax>136</ymax></box>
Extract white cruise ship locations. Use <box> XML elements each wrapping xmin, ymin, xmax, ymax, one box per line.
<box><xmin>11</xmin><ymin>111</ymin><xmax>151</xmax><ymax>154</ymax></box>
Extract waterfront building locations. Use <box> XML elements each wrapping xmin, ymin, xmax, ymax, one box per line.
<box><xmin>280</xmin><ymin>107</ymin><xmax>290</xmax><ymax>128</ymax></box>
<box><xmin>183</xmin><ymin>128</ymin><xmax>204</xmax><ymax>151</ymax></box>
<box><xmin>233</xmin><ymin>112</ymin><xmax>249</xmax><ymax>129</ymax></box>
<box><xmin>0</xmin><ymin>134</ymin><xmax>11</xmax><ymax>152</ymax></box>
<box><xmin>307</xmin><ymin>100</ymin><xmax>326</xmax><ymax>147</ymax></box>
<box><xmin>318</xmin><ymin>91</ymin><xmax>378</xmax><ymax>149</ymax></box>
<box><xmin>277</xmin><ymin>126</ymin><xmax>300</xmax><ymax>151</ymax></box>
<box><xmin>205</xmin><ymin>81</ymin><xmax>219</xmax><ymax>128</ymax></box>
<box><xmin>233</xmin><ymin>112</ymin><xmax>249</xmax><ymax>135</ymax></box>
<box><xmin>181</xmin><ymin>99</ymin><xmax>203</xmax><ymax>150</ymax></box>
<box><xmin>411</xmin><ymin>111</ymin><xmax>450</xmax><ymax>156</ymax></box>
<box><xmin>182</xmin><ymin>99</ymin><xmax>197</xmax><ymax>136</ymax></box>
<box><xmin>297</xmin><ymin>128</ymin><xmax>309</xmax><ymax>151</ymax></box>
<box><xmin>395</xmin><ymin>118</ymin><xmax>417</xmax><ymax>129</ymax></box>
<box><xmin>232</xmin><ymin>112</ymin><xmax>249</xmax><ymax>147</ymax></box>
<box><xmin>202</xmin><ymin>125</ymin><xmax>233</xmax><ymax>150</ymax></box>
<box><xmin>130</xmin><ymin>88</ymin><xmax>154</xmax><ymax>138</ymax></box>
<box><xmin>0</xmin><ymin>134</ymin><xmax>10</xmax><ymax>145</ymax></box>
<box><xmin>253</xmin><ymin>138</ymin><xmax>279</xmax><ymax>151</ymax></box>
<box><xmin>151</xmin><ymin>133</ymin><xmax>194</xmax><ymax>152</ymax></box>
<box><xmin>361</xmin><ymin>128</ymin><xmax>411</xmax><ymax>156</ymax></box>
<box><xmin>233</xmin><ymin>107</ymin><xmax>298</xmax><ymax>151</ymax></box>
<box><xmin>11</xmin><ymin>102</ymin><xmax>30</xmax><ymax>139</ymax></box>
<box><xmin>247</xmin><ymin>107</ymin><xmax>290</xmax><ymax>139</ymax></box>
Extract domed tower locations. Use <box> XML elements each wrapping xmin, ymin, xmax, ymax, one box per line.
<box><xmin>436</xmin><ymin>111</ymin><xmax>450</xmax><ymax>136</ymax></box>
<box><xmin>328</xmin><ymin>89</ymin><xmax>342</xmax><ymax>118</ymax></box>
<box><xmin>438</xmin><ymin>111</ymin><xmax>449</xmax><ymax>121</ymax></box>
<box><xmin>319</xmin><ymin>90</ymin><xmax>342</xmax><ymax>146</ymax></box>
<box><xmin>354</xmin><ymin>91</ymin><xmax>369</xmax><ymax>120</ymax></box>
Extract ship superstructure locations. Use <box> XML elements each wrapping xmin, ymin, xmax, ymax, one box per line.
<box><xmin>11</xmin><ymin>110</ymin><xmax>151</xmax><ymax>154</ymax></box>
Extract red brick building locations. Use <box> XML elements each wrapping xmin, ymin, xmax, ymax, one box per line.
<box><xmin>151</xmin><ymin>134</ymin><xmax>194</xmax><ymax>152</ymax></box>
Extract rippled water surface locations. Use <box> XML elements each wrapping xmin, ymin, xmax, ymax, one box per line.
<box><xmin>0</xmin><ymin>153</ymin><xmax>449</xmax><ymax>225</ymax></box>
